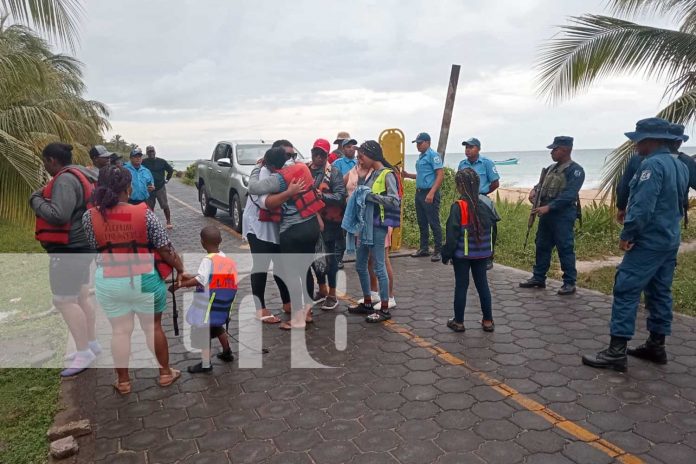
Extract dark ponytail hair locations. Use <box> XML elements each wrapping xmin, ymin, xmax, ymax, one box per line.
<box><xmin>455</xmin><ymin>168</ymin><xmax>483</xmax><ymax>244</ymax></box>
<box><xmin>42</xmin><ymin>142</ymin><xmax>73</xmax><ymax>166</ymax></box>
<box><xmin>93</xmin><ymin>166</ymin><xmax>132</xmax><ymax>218</ymax></box>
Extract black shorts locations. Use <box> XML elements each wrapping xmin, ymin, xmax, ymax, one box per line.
<box><xmin>48</xmin><ymin>252</ymin><xmax>94</xmax><ymax>298</ymax></box>
<box><xmin>190</xmin><ymin>324</ymin><xmax>226</xmax><ymax>349</ymax></box>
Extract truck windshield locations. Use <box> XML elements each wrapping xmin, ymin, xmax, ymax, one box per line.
<box><xmin>236</xmin><ymin>144</ymin><xmax>271</xmax><ymax>165</ymax></box>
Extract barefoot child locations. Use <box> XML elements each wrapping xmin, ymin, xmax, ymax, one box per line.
<box><xmin>172</xmin><ymin>226</ymin><xmax>237</xmax><ymax>373</ymax></box>
<box><xmin>441</xmin><ymin>168</ymin><xmax>498</xmax><ymax>332</ymax></box>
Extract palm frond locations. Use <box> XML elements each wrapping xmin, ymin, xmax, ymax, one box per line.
<box><xmin>598</xmin><ymin>89</ymin><xmax>696</xmax><ymax>199</ymax></box>
<box><xmin>0</xmin><ymin>0</ymin><xmax>83</xmax><ymax>50</ymax></box>
<box><xmin>609</xmin><ymin>0</ymin><xmax>696</xmax><ymax>22</ymax></box>
<box><xmin>536</xmin><ymin>14</ymin><xmax>696</xmax><ymax>103</ymax></box>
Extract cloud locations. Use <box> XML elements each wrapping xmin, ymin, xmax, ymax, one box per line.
<box><xmin>72</xmin><ymin>0</ymin><xmax>678</xmax><ymax>157</ymax></box>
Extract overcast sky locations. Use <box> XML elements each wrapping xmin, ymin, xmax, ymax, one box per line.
<box><xmin>72</xmin><ymin>0</ymin><xmax>680</xmax><ymax>159</ymax></box>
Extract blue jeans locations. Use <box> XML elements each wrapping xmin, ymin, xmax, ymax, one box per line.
<box><xmin>532</xmin><ymin>212</ymin><xmax>577</xmax><ymax>285</ymax></box>
<box><xmin>452</xmin><ymin>258</ymin><xmax>492</xmax><ymax>323</ymax></box>
<box><xmin>610</xmin><ymin>246</ymin><xmax>677</xmax><ymax>339</ymax></box>
<box><xmin>415</xmin><ymin>189</ymin><xmax>442</xmax><ymax>253</ymax></box>
<box><xmin>356</xmin><ymin>226</ymin><xmax>389</xmax><ymax>302</ymax></box>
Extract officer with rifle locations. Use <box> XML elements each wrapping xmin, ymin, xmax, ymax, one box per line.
<box><xmin>519</xmin><ymin>136</ymin><xmax>585</xmax><ymax>295</ymax></box>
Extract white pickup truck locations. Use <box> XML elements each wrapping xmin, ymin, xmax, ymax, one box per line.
<box><xmin>195</xmin><ymin>140</ymin><xmax>304</xmax><ymax>232</ymax></box>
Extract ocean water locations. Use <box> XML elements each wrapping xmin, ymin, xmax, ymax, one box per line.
<box><xmin>169</xmin><ymin>148</ymin><xmax>694</xmax><ymax>189</ymax></box>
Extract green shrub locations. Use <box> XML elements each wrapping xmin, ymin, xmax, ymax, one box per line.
<box><xmin>180</xmin><ymin>162</ymin><xmax>197</xmax><ymax>186</ymax></box>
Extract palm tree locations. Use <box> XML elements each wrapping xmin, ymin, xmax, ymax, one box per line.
<box><xmin>0</xmin><ymin>18</ymin><xmax>109</xmax><ymax>225</ymax></box>
<box><xmin>1</xmin><ymin>0</ymin><xmax>83</xmax><ymax>50</ymax></box>
<box><xmin>536</xmin><ymin>0</ymin><xmax>696</xmax><ymax>198</ymax></box>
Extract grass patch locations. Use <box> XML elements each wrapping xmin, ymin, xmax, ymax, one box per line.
<box><xmin>0</xmin><ymin>221</ymin><xmax>60</xmax><ymax>464</ymax></box>
<box><xmin>0</xmin><ymin>369</ymin><xmax>60</xmax><ymax>464</ymax></box>
<box><xmin>578</xmin><ymin>251</ymin><xmax>696</xmax><ymax>317</ymax></box>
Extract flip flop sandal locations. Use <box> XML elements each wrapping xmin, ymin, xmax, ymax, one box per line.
<box><xmin>113</xmin><ymin>380</ymin><xmax>132</xmax><ymax>395</ymax></box>
<box><xmin>158</xmin><ymin>368</ymin><xmax>181</xmax><ymax>387</ymax></box>
<box><xmin>257</xmin><ymin>314</ymin><xmax>281</xmax><ymax>324</ymax></box>
<box><xmin>279</xmin><ymin>322</ymin><xmax>308</xmax><ymax>331</ymax></box>
<box><xmin>366</xmin><ymin>310</ymin><xmax>391</xmax><ymax>323</ymax></box>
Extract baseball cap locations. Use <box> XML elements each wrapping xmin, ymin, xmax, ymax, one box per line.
<box><xmin>89</xmin><ymin>145</ymin><xmax>115</xmax><ymax>159</ymax></box>
<box><xmin>312</xmin><ymin>138</ymin><xmax>331</xmax><ymax>155</ymax></box>
<box><xmin>462</xmin><ymin>138</ymin><xmax>481</xmax><ymax>148</ymax></box>
<box><xmin>130</xmin><ymin>147</ymin><xmax>143</xmax><ymax>157</ymax></box>
<box><xmin>412</xmin><ymin>132</ymin><xmax>431</xmax><ymax>143</ymax></box>
<box><xmin>546</xmin><ymin>136</ymin><xmax>574</xmax><ymax>149</ymax></box>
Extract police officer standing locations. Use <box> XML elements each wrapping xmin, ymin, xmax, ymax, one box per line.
<box><xmin>402</xmin><ymin>132</ymin><xmax>444</xmax><ymax>261</ymax></box>
<box><xmin>519</xmin><ymin>136</ymin><xmax>584</xmax><ymax>295</ymax></box>
<box><xmin>583</xmin><ymin>118</ymin><xmax>689</xmax><ymax>371</ymax></box>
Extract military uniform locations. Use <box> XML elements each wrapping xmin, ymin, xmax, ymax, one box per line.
<box><xmin>522</xmin><ymin>136</ymin><xmax>584</xmax><ymax>293</ymax></box>
<box><xmin>583</xmin><ymin>118</ymin><xmax>690</xmax><ymax>371</ymax></box>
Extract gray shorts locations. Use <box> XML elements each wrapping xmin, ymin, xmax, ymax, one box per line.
<box><xmin>147</xmin><ymin>186</ymin><xmax>169</xmax><ymax>210</ymax></box>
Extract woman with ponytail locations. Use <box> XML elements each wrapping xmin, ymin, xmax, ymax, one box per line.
<box><xmin>441</xmin><ymin>168</ymin><xmax>497</xmax><ymax>333</ymax></box>
<box><xmin>82</xmin><ymin>165</ymin><xmax>184</xmax><ymax>394</ymax></box>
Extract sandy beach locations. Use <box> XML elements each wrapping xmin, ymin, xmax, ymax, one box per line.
<box><xmin>496</xmin><ymin>187</ymin><xmax>608</xmax><ymax>205</ymax></box>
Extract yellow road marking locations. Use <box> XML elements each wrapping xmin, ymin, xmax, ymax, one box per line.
<box><xmin>168</xmin><ymin>193</ymin><xmax>243</xmax><ymax>240</ymax></box>
<box><xmin>381</xmin><ymin>320</ymin><xmax>644</xmax><ymax>463</ymax></box>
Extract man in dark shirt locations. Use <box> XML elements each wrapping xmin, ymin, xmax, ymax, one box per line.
<box><xmin>143</xmin><ymin>145</ymin><xmax>174</xmax><ymax>228</ymax></box>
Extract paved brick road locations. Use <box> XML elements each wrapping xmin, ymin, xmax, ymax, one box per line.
<box><xmin>85</xmin><ymin>180</ymin><xmax>696</xmax><ymax>464</ymax></box>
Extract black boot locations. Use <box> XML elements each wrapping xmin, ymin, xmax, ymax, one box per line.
<box><xmin>582</xmin><ymin>336</ymin><xmax>628</xmax><ymax>372</ymax></box>
<box><xmin>627</xmin><ymin>332</ymin><xmax>667</xmax><ymax>365</ymax></box>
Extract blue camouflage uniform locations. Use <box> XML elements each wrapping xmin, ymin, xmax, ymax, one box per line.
<box><xmin>532</xmin><ymin>158</ymin><xmax>585</xmax><ymax>286</ymax></box>
<box><xmin>611</xmin><ymin>146</ymin><xmax>689</xmax><ymax>339</ymax></box>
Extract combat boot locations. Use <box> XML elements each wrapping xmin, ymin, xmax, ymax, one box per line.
<box><xmin>582</xmin><ymin>336</ymin><xmax>628</xmax><ymax>372</ymax></box>
<box><xmin>627</xmin><ymin>332</ymin><xmax>667</xmax><ymax>365</ymax></box>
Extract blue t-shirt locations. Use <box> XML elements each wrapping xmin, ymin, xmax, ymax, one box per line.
<box><xmin>415</xmin><ymin>148</ymin><xmax>443</xmax><ymax>189</ymax></box>
<box><xmin>457</xmin><ymin>156</ymin><xmax>500</xmax><ymax>194</ymax></box>
<box><xmin>125</xmin><ymin>163</ymin><xmax>154</xmax><ymax>201</ymax></box>
<box><xmin>332</xmin><ymin>156</ymin><xmax>357</xmax><ymax>176</ymax></box>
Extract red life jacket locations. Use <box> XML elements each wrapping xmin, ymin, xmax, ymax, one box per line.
<box><xmin>279</xmin><ymin>163</ymin><xmax>325</xmax><ymax>218</ymax></box>
<box><xmin>315</xmin><ymin>164</ymin><xmax>344</xmax><ymax>223</ymax></box>
<box><xmin>90</xmin><ymin>203</ymin><xmax>172</xmax><ymax>279</ymax></box>
<box><xmin>35</xmin><ymin>167</ymin><xmax>95</xmax><ymax>245</ymax></box>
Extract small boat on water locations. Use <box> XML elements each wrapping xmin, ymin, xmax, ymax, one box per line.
<box><xmin>493</xmin><ymin>158</ymin><xmax>519</xmax><ymax>165</ymax></box>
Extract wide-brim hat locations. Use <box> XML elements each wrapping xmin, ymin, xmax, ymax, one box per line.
<box><xmin>333</xmin><ymin>131</ymin><xmax>351</xmax><ymax>144</ymax></box>
<box><xmin>625</xmin><ymin>117</ymin><xmax>681</xmax><ymax>143</ymax></box>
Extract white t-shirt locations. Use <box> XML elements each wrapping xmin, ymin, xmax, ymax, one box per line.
<box><xmin>194</xmin><ymin>251</ymin><xmax>227</xmax><ymax>287</ymax></box>
<box><xmin>242</xmin><ymin>166</ymin><xmax>280</xmax><ymax>244</ymax></box>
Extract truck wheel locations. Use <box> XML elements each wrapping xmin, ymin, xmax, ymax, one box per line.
<box><xmin>199</xmin><ymin>185</ymin><xmax>217</xmax><ymax>217</ymax></box>
<box><xmin>229</xmin><ymin>192</ymin><xmax>243</xmax><ymax>232</ymax></box>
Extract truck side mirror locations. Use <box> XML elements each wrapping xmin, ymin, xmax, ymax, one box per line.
<box><xmin>217</xmin><ymin>158</ymin><xmax>232</xmax><ymax>167</ymax></box>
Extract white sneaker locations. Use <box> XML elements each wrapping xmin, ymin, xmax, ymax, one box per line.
<box><xmin>373</xmin><ymin>297</ymin><xmax>397</xmax><ymax>309</ymax></box>
<box><xmin>358</xmin><ymin>292</ymin><xmax>380</xmax><ymax>305</ymax></box>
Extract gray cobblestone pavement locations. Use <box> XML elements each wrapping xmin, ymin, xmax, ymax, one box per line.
<box><xmin>86</xmin><ymin>180</ymin><xmax>696</xmax><ymax>464</ymax></box>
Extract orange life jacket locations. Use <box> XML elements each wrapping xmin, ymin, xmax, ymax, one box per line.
<box><xmin>186</xmin><ymin>253</ymin><xmax>238</xmax><ymax>327</ymax></box>
<box><xmin>35</xmin><ymin>167</ymin><xmax>95</xmax><ymax>245</ymax></box>
<box><xmin>279</xmin><ymin>163</ymin><xmax>325</xmax><ymax>218</ymax></box>
<box><xmin>90</xmin><ymin>203</ymin><xmax>172</xmax><ymax>279</ymax></box>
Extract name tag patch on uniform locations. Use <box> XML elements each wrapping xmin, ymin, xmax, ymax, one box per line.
<box><xmin>640</xmin><ymin>170</ymin><xmax>651</xmax><ymax>182</ymax></box>
<box><xmin>574</xmin><ymin>170</ymin><xmax>581</xmax><ymax>177</ymax></box>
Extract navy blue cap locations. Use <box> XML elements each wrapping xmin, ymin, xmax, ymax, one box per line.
<box><xmin>546</xmin><ymin>136</ymin><xmax>574</xmax><ymax>149</ymax></box>
<box><xmin>668</xmin><ymin>123</ymin><xmax>689</xmax><ymax>143</ymax></box>
<box><xmin>625</xmin><ymin>118</ymin><xmax>681</xmax><ymax>143</ymax></box>
<box><xmin>412</xmin><ymin>132</ymin><xmax>431</xmax><ymax>143</ymax></box>
<box><xmin>462</xmin><ymin>137</ymin><xmax>481</xmax><ymax>148</ymax></box>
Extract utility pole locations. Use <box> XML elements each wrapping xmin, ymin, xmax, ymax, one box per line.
<box><xmin>437</xmin><ymin>64</ymin><xmax>461</xmax><ymax>161</ymax></box>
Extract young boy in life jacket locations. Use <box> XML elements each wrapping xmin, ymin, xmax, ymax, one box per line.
<box><xmin>171</xmin><ymin>226</ymin><xmax>237</xmax><ymax>373</ymax></box>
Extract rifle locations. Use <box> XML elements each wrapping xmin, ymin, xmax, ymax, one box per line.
<box><xmin>524</xmin><ymin>167</ymin><xmax>549</xmax><ymax>250</ymax></box>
